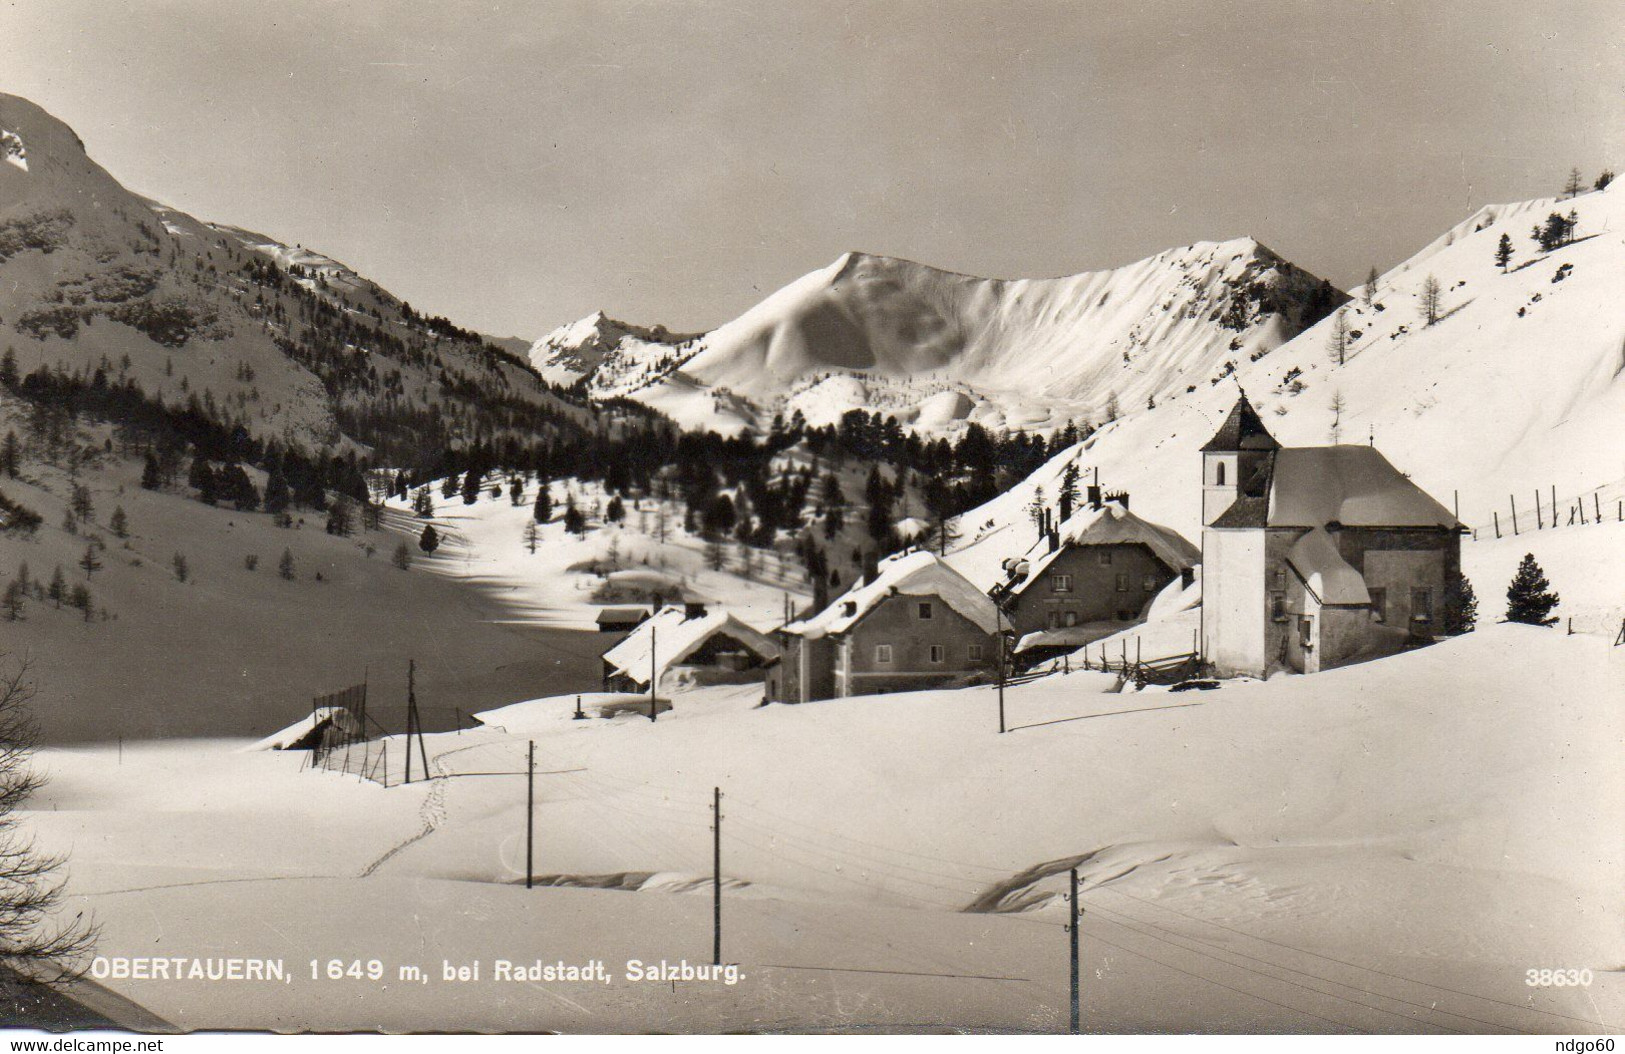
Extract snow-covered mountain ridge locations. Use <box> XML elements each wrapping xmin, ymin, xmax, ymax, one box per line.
<box><xmin>531</xmin><ymin>242</ymin><xmax>1345</xmax><ymax>435</ymax></box>
<box><xmin>947</xmin><ymin>178</ymin><xmax>1625</xmax><ymax>629</ymax></box>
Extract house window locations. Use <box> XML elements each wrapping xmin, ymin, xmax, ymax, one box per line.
<box><xmin>1271</xmin><ymin>569</ymin><xmax>1287</xmax><ymax>591</ymax></box>
<box><xmin>1411</xmin><ymin>588</ymin><xmax>1433</xmax><ymax>622</ymax></box>
<box><xmin>1063</xmin><ymin>612</ymin><xmax>1079</xmax><ymax>627</ymax></box>
<box><xmin>1299</xmin><ymin>615</ymin><xmax>1314</xmax><ymax>649</ymax></box>
<box><xmin>1142</xmin><ymin>574</ymin><xmax>1157</xmax><ymax>592</ymax></box>
<box><xmin>917</xmin><ymin>601</ymin><xmax>934</xmax><ymax>620</ymax></box>
<box><xmin>1047</xmin><ymin>611</ymin><xmax>1061</xmax><ymax>629</ymax></box>
<box><xmin>1052</xmin><ymin>574</ymin><xmax>1073</xmax><ymax>594</ymax></box>
<box><xmin>1271</xmin><ymin>593</ymin><xmax>1287</xmax><ymax>622</ymax></box>
<box><xmin>1215</xmin><ymin>462</ymin><xmax>1227</xmax><ymax>486</ymax></box>
<box><xmin>1115</xmin><ymin>572</ymin><xmax>1129</xmax><ymax>592</ymax></box>
<box><xmin>1098</xmin><ymin>550</ymin><xmax>1113</xmax><ymax>566</ymax></box>
<box><xmin>1368</xmin><ymin>587</ymin><xmax>1387</xmax><ymax>623</ymax></box>
<box><xmin>967</xmin><ymin>644</ymin><xmax>984</xmax><ymax>661</ymax></box>
<box><xmin>928</xmin><ymin>645</ymin><xmax>945</xmax><ymax>664</ymax></box>
<box><xmin>875</xmin><ymin>644</ymin><xmax>893</xmax><ymax>664</ymax></box>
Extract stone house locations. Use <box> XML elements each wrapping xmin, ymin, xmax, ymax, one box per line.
<box><xmin>768</xmin><ymin>550</ymin><xmax>999</xmax><ymax>704</ymax></box>
<box><xmin>990</xmin><ymin>493</ymin><xmax>1199</xmax><ymax>645</ymax></box>
<box><xmin>1200</xmin><ymin>394</ymin><xmax>1464</xmax><ymax>677</ymax></box>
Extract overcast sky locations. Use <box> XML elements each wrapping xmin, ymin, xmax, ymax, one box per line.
<box><xmin>3</xmin><ymin>0</ymin><xmax>1620</xmax><ymax>338</ymax></box>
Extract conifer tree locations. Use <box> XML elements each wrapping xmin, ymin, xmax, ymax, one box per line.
<box><xmin>1419</xmin><ymin>275</ymin><xmax>1442</xmax><ymax>326</ymax></box>
<box><xmin>532</xmin><ymin>484</ymin><xmax>551</xmax><ymax>524</ymax></box>
<box><xmin>1441</xmin><ymin>569</ymin><xmax>1477</xmax><ymax>634</ymax></box>
<box><xmin>78</xmin><ymin>544</ymin><xmax>101</xmax><ymax>577</ymax></box>
<box><xmin>1</xmin><ymin>431</ymin><xmax>18</xmax><ymax>479</ymax></box>
<box><xmin>1495</xmin><ymin>233</ymin><xmax>1513</xmax><ymax>272</ymax></box>
<box><xmin>391</xmin><ymin>542</ymin><xmax>412</xmax><ymax>570</ymax></box>
<box><xmin>1328</xmin><ymin>307</ymin><xmax>1350</xmax><ymax>365</ymax></box>
<box><xmin>278</xmin><ymin>548</ymin><xmax>296</xmax><ymax>580</ymax></box>
<box><xmin>1504</xmin><ymin>553</ymin><xmax>1559</xmax><ymax>626</ymax></box>
<box><xmin>47</xmin><ymin>566</ymin><xmax>64</xmax><ymax>608</ymax></box>
<box><xmin>412</xmin><ymin>487</ymin><xmax>435</xmax><ymax>519</ymax></box>
<box><xmin>109</xmin><ymin>506</ymin><xmax>128</xmax><ymax>539</ymax></box>
<box><xmin>419</xmin><ymin>524</ymin><xmax>440</xmax><ymax>553</ymax></box>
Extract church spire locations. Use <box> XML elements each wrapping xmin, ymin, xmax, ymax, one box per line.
<box><xmin>1200</xmin><ymin>393</ymin><xmax>1280</xmax><ymax>453</ymax></box>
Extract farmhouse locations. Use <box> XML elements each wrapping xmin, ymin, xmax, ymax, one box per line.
<box><xmin>1200</xmin><ymin>393</ymin><xmax>1464</xmax><ymax>677</ymax></box>
<box><xmin>990</xmin><ymin>492</ymin><xmax>1199</xmax><ymax>650</ymax></box>
<box><xmin>601</xmin><ymin>603</ymin><xmax>778</xmax><ymax>694</ymax></box>
<box><xmin>594</xmin><ymin>606</ymin><xmax>652</xmax><ymax>633</ymax></box>
<box><xmin>769</xmin><ymin>550</ymin><xmax>999</xmax><ymax>704</ymax></box>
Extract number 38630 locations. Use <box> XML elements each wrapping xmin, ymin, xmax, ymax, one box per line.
<box><xmin>1526</xmin><ymin>968</ymin><xmax>1593</xmax><ymax>987</ymax></box>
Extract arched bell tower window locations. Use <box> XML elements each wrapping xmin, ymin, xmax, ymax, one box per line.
<box><xmin>1215</xmin><ymin>462</ymin><xmax>1226</xmax><ymax>486</ymax></box>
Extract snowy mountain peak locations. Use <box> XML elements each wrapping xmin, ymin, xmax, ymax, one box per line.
<box><xmin>529</xmin><ymin>238</ymin><xmax>1344</xmax><ymax>435</ymax></box>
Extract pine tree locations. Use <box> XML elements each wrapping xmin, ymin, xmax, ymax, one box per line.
<box><xmin>563</xmin><ymin>500</ymin><xmax>585</xmax><ymax>537</ymax></box>
<box><xmin>1058</xmin><ymin>462</ymin><xmax>1081</xmax><ymax>521</ymax></box>
<box><xmin>606</xmin><ymin>496</ymin><xmax>625</xmax><ymax>523</ymax></box>
<box><xmin>1596</xmin><ymin>169</ymin><xmax>1615</xmax><ymax>191</ymax></box>
<box><xmin>109</xmin><ymin>506</ymin><xmax>128</xmax><ymax>539</ymax></box>
<box><xmin>2</xmin><ymin>580</ymin><xmax>22</xmax><ymax>622</ymax></box>
<box><xmin>1495</xmin><ymin>233</ymin><xmax>1513</xmax><ymax>272</ymax></box>
<box><xmin>1563</xmin><ymin>166</ymin><xmax>1584</xmax><ymax>199</ymax></box>
<box><xmin>1504</xmin><ymin>553</ymin><xmax>1559</xmax><ymax>626</ymax></box>
<box><xmin>1104</xmin><ymin>391</ymin><xmax>1121</xmax><ymax>422</ymax></box>
<box><xmin>1363</xmin><ymin>266</ymin><xmax>1378</xmax><ymax>306</ymax></box>
<box><xmin>419</xmin><ymin>524</ymin><xmax>440</xmax><ymax>553</ymax></box>
<box><xmin>509</xmin><ymin>478</ymin><xmax>525</xmax><ymax>506</ymax></box>
<box><xmin>412</xmin><ymin>487</ymin><xmax>435</xmax><ymax>519</ymax></box>
<box><xmin>47</xmin><ymin>566</ymin><xmax>64</xmax><ymax>608</ymax></box>
<box><xmin>461</xmin><ymin>468</ymin><xmax>481</xmax><ymax>506</ymax></box>
<box><xmin>78</xmin><ymin>544</ymin><xmax>101</xmax><ymax>577</ymax></box>
<box><xmin>1441</xmin><ymin>569</ymin><xmax>1477</xmax><ymax>634</ymax></box>
<box><xmin>172</xmin><ymin>552</ymin><xmax>189</xmax><ymax>583</ymax></box>
<box><xmin>264</xmin><ymin>471</ymin><xmax>291</xmax><ymax>514</ymax></box>
<box><xmin>69</xmin><ymin>583</ymin><xmax>90</xmax><ymax>617</ymax></box>
<box><xmin>532</xmin><ymin>484</ymin><xmax>551</xmax><ymax>524</ymax></box>
<box><xmin>391</xmin><ymin>541</ymin><xmax>412</xmax><ymax>570</ymax></box>
<box><xmin>0</xmin><ymin>431</ymin><xmax>18</xmax><ymax>479</ymax></box>
<box><xmin>1327</xmin><ymin>307</ymin><xmax>1350</xmax><ymax>365</ymax></box>
<box><xmin>523</xmin><ymin>520</ymin><xmax>539</xmax><ymax>554</ymax></box>
<box><xmin>278</xmin><ymin>548</ymin><xmax>296</xmax><ymax>580</ymax></box>
<box><xmin>1419</xmin><ymin>274</ymin><xmax>1442</xmax><ymax>326</ymax></box>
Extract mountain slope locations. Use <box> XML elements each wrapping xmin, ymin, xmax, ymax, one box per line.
<box><xmin>946</xmin><ymin>179</ymin><xmax>1625</xmax><ymax>633</ymax></box>
<box><xmin>532</xmin><ymin>243</ymin><xmax>1344</xmax><ymax>435</ymax></box>
<box><xmin>0</xmin><ymin>92</ymin><xmax>585</xmax><ymax>464</ymax></box>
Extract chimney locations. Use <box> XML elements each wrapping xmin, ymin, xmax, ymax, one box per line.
<box><xmin>1047</xmin><ymin>529</ymin><xmax>1059</xmax><ymax>553</ymax></box>
<box><xmin>684</xmin><ymin>600</ymin><xmax>707</xmax><ymax>619</ymax></box>
<box><xmin>1060</xmin><ymin>491</ymin><xmax>1073</xmax><ymax>523</ymax></box>
<box><xmin>1087</xmin><ymin>484</ymin><xmax>1102</xmax><ymax>510</ymax></box>
<box><xmin>1180</xmin><ymin>567</ymin><xmax>1195</xmax><ymax>589</ymax></box>
<box><xmin>1113</xmin><ymin>492</ymin><xmax>1130</xmax><ymax>510</ymax></box>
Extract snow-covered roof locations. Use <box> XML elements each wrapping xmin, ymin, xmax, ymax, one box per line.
<box><xmin>602</xmin><ymin>605</ymin><xmax>778</xmax><ymax>688</ymax></box>
<box><xmin>786</xmin><ymin>550</ymin><xmax>998</xmax><ymax>639</ymax></box>
<box><xmin>1286</xmin><ymin>527</ymin><xmax>1371</xmax><ymax>606</ymax></box>
<box><xmin>1267</xmin><ymin>447</ymin><xmax>1458</xmax><ymax>528</ymax></box>
<box><xmin>1001</xmin><ymin>502</ymin><xmax>1200</xmax><ymax>598</ymax></box>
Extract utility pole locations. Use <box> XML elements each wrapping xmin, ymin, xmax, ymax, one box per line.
<box><xmin>525</xmin><ymin>740</ymin><xmax>535</xmax><ymax>890</ymax></box>
<box><xmin>649</xmin><ymin>626</ymin><xmax>658</xmax><ymax>722</ymax></box>
<box><xmin>1069</xmin><ymin>866</ymin><xmax>1082</xmax><ymax>1034</ymax></box>
<box><xmin>405</xmin><ymin>661</ymin><xmax>415</xmax><ymax>784</ymax></box>
<box><xmin>712</xmin><ymin>786</ymin><xmax>723</xmax><ymax>965</ymax></box>
<box><xmin>996</xmin><ymin>603</ymin><xmax>1007</xmax><ymax>734</ymax></box>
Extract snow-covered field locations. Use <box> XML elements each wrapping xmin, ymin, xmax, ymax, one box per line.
<box><xmin>27</xmin><ymin>623</ymin><xmax>1624</xmax><ymax>1032</ymax></box>
<box><xmin>383</xmin><ymin>477</ymin><xmax>810</xmax><ymax>632</ymax></box>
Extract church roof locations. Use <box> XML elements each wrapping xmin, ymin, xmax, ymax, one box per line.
<box><xmin>1209</xmin><ymin>447</ymin><xmax>1459</xmax><ymax>531</ymax></box>
<box><xmin>1267</xmin><ymin>447</ymin><xmax>1458</xmax><ymax>528</ymax></box>
<box><xmin>1200</xmin><ymin>394</ymin><xmax>1281</xmax><ymax>452</ymax></box>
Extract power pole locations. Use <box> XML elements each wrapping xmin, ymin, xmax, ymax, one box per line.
<box><xmin>996</xmin><ymin>604</ymin><xmax>1007</xmax><ymax>734</ymax></box>
<box><xmin>525</xmin><ymin>740</ymin><xmax>535</xmax><ymax>890</ymax></box>
<box><xmin>712</xmin><ymin>786</ymin><xmax>723</xmax><ymax>966</ymax></box>
<box><xmin>404</xmin><ymin>661</ymin><xmax>415</xmax><ymax>784</ymax></box>
<box><xmin>649</xmin><ymin>626</ymin><xmax>658</xmax><ymax>722</ymax></box>
<box><xmin>1069</xmin><ymin>866</ymin><xmax>1082</xmax><ymax>1034</ymax></box>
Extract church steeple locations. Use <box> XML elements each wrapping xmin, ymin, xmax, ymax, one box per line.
<box><xmin>1201</xmin><ymin>393</ymin><xmax>1278</xmax><ymax>525</ymax></box>
<box><xmin>1200</xmin><ymin>391</ymin><xmax>1279</xmax><ymax>453</ymax></box>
